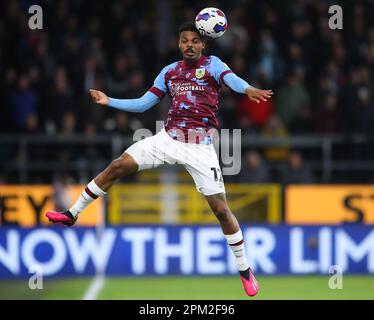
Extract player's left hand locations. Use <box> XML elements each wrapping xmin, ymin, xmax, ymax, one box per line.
<box><xmin>245</xmin><ymin>87</ymin><xmax>273</xmax><ymax>103</ymax></box>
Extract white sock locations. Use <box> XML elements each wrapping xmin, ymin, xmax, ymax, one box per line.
<box><xmin>225</xmin><ymin>229</ymin><xmax>250</xmax><ymax>271</ymax></box>
<box><xmin>69</xmin><ymin>180</ymin><xmax>106</xmax><ymax>217</ymax></box>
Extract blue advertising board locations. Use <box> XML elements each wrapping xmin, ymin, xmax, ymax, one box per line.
<box><xmin>0</xmin><ymin>225</ymin><xmax>373</xmax><ymax>278</ymax></box>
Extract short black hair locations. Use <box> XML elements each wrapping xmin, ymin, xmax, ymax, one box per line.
<box><xmin>178</xmin><ymin>21</ymin><xmax>203</xmax><ymax>38</ymax></box>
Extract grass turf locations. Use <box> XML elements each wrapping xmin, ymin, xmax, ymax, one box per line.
<box><xmin>98</xmin><ymin>275</ymin><xmax>374</xmax><ymax>300</ymax></box>
<box><xmin>0</xmin><ymin>278</ymin><xmax>92</xmax><ymax>300</ymax></box>
<box><xmin>0</xmin><ymin>275</ymin><xmax>373</xmax><ymax>300</ymax></box>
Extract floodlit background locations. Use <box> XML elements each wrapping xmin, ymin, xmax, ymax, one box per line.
<box><xmin>0</xmin><ymin>0</ymin><xmax>373</xmax><ymax>300</ymax></box>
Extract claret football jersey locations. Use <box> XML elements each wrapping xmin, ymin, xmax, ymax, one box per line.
<box><xmin>149</xmin><ymin>55</ymin><xmax>233</xmax><ymax>144</ymax></box>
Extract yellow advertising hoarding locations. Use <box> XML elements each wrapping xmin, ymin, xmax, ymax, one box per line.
<box><xmin>286</xmin><ymin>185</ymin><xmax>374</xmax><ymax>224</ymax></box>
<box><xmin>108</xmin><ymin>183</ymin><xmax>281</xmax><ymax>224</ymax></box>
<box><xmin>0</xmin><ymin>185</ymin><xmax>103</xmax><ymax>227</ymax></box>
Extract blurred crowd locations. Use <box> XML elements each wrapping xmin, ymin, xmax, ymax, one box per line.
<box><xmin>0</xmin><ymin>0</ymin><xmax>373</xmax><ymax>183</ymax></box>
<box><xmin>0</xmin><ymin>0</ymin><xmax>159</xmax><ymax>137</ymax></box>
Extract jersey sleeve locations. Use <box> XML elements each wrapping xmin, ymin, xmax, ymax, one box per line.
<box><xmin>209</xmin><ymin>56</ymin><xmax>233</xmax><ymax>86</ymax></box>
<box><xmin>223</xmin><ymin>73</ymin><xmax>252</xmax><ymax>94</ymax></box>
<box><xmin>108</xmin><ymin>91</ymin><xmax>160</xmax><ymax>112</ymax></box>
<box><xmin>148</xmin><ymin>62</ymin><xmax>177</xmax><ymax>99</ymax></box>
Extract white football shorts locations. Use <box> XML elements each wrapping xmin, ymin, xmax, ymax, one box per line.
<box><xmin>125</xmin><ymin>128</ymin><xmax>225</xmax><ymax>196</ymax></box>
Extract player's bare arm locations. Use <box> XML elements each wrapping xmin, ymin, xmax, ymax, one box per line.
<box><xmin>245</xmin><ymin>86</ymin><xmax>273</xmax><ymax>103</ymax></box>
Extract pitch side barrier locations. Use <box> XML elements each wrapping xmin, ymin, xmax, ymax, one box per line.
<box><xmin>0</xmin><ymin>225</ymin><xmax>373</xmax><ymax>278</ymax></box>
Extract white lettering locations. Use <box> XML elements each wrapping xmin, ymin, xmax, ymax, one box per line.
<box><xmin>0</xmin><ymin>230</ymin><xmax>20</xmax><ymax>274</ymax></box>
<box><xmin>122</xmin><ymin>228</ymin><xmax>154</xmax><ymax>274</ymax></box>
<box><xmin>244</xmin><ymin>227</ymin><xmax>276</xmax><ymax>273</ymax></box>
<box><xmin>319</xmin><ymin>227</ymin><xmax>332</xmax><ymax>273</ymax></box>
<box><xmin>64</xmin><ymin>229</ymin><xmax>116</xmax><ymax>274</ymax></box>
<box><xmin>154</xmin><ymin>228</ymin><xmax>193</xmax><ymax>274</ymax></box>
<box><xmin>290</xmin><ymin>228</ymin><xmax>318</xmax><ymax>273</ymax></box>
<box><xmin>335</xmin><ymin>229</ymin><xmax>374</xmax><ymax>273</ymax></box>
<box><xmin>22</xmin><ymin>230</ymin><xmax>66</xmax><ymax>276</ymax></box>
<box><xmin>197</xmin><ymin>228</ymin><xmax>225</xmax><ymax>274</ymax></box>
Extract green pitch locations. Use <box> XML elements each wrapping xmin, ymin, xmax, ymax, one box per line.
<box><xmin>1</xmin><ymin>276</ymin><xmax>373</xmax><ymax>300</ymax></box>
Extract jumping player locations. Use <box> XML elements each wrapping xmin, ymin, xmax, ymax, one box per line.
<box><xmin>46</xmin><ymin>22</ymin><xmax>273</xmax><ymax>297</ymax></box>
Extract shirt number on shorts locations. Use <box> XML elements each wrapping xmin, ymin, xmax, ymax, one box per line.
<box><xmin>211</xmin><ymin>167</ymin><xmax>223</xmax><ymax>182</ymax></box>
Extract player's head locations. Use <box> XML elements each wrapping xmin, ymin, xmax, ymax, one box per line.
<box><xmin>178</xmin><ymin>21</ymin><xmax>205</xmax><ymax>62</ymax></box>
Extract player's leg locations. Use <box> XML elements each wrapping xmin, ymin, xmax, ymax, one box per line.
<box><xmin>205</xmin><ymin>192</ymin><xmax>259</xmax><ymax>297</ymax></box>
<box><xmin>182</xmin><ymin>140</ymin><xmax>259</xmax><ymax>297</ymax></box>
<box><xmin>46</xmin><ymin>132</ymin><xmax>163</xmax><ymax>226</ymax></box>
<box><xmin>46</xmin><ymin>152</ymin><xmax>138</xmax><ymax>226</ymax></box>
<box><xmin>205</xmin><ymin>192</ymin><xmax>239</xmax><ymax>234</ymax></box>
<box><xmin>94</xmin><ymin>152</ymin><xmax>138</xmax><ymax>191</ymax></box>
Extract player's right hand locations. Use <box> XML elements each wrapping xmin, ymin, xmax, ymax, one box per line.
<box><xmin>89</xmin><ymin>89</ymin><xmax>109</xmax><ymax>106</ymax></box>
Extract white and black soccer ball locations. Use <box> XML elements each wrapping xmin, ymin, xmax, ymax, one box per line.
<box><xmin>195</xmin><ymin>7</ymin><xmax>228</xmax><ymax>39</ymax></box>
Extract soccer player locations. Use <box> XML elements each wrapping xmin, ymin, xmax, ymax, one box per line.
<box><xmin>46</xmin><ymin>22</ymin><xmax>272</xmax><ymax>297</ymax></box>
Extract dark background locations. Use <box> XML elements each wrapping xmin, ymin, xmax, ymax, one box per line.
<box><xmin>0</xmin><ymin>0</ymin><xmax>373</xmax><ymax>184</ymax></box>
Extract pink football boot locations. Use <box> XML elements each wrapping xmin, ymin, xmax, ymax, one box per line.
<box><xmin>46</xmin><ymin>211</ymin><xmax>77</xmax><ymax>226</ymax></box>
<box><xmin>240</xmin><ymin>267</ymin><xmax>259</xmax><ymax>297</ymax></box>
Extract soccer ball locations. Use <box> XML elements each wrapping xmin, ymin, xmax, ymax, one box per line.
<box><xmin>195</xmin><ymin>7</ymin><xmax>228</xmax><ymax>39</ymax></box>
